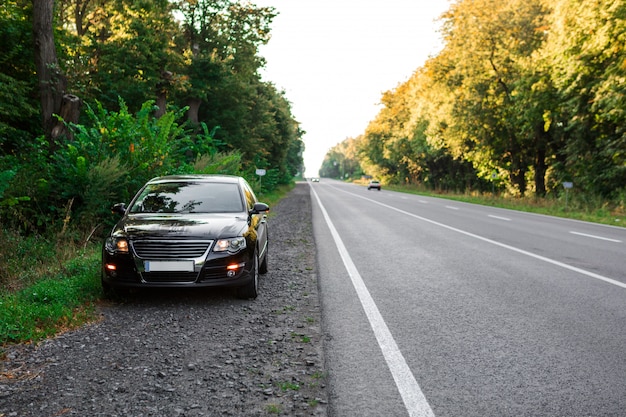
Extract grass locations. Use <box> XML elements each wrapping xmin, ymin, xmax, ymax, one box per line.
<box><xmin>0</xmin><ymin>249</ymin><xmax>102</xmax><ymax>348</ymax></box>
<box><xmin>276</xmin><ymin>381</ymin><xmax>300</xmax><ymax>391</ymax></box>
<box><xmin>258</xmin><ymin>183</ymin><xmax>295</xmax><ymax>217</ymax></box>
<box><xmin>382</xmin><ymin>183</ymin><xmax>626</xmax><ymax>227</ymax></box>
<box><xmin>265</xmin><ymin>403</ymin><xmax>282</xmax><ymax>414</ymax></box>
<box><xmin>290</xmin><ymin>332</ymin><xmax>311</xmax><ymax>343</ymax></box>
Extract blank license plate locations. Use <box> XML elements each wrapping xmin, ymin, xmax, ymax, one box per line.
<box><xmin>144</xmin><ymin>260</ymin><xmax>194</xmax><ymax>272</ymax></box>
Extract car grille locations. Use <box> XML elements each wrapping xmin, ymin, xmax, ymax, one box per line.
<box><xmin>132</xmin><ymin>240</ymin><xmax>212</xmax><ymax>259</ymax></box>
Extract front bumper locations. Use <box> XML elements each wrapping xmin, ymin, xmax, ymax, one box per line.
<box><xmin>101</xmin><ymin>243</ymin><xmax>254</xmax><ymax>289</ymax></box>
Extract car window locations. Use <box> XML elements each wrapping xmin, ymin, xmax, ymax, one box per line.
<box><xmin>129</xmin><ymin>182</ymin><xmax>244</xmax><ymax>213</ymax></box>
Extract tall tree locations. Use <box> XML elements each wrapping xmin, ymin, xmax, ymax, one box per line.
<box><xmin>32</xmin><ymin>0</ymin><xmax>68</xmax><ymax>141</ymax></box>
<box><xmin>80</xmin><ymin>0</ymin><xmax>183</xmax><ymax>113</ymax></box>
<box><xmin>177</xmin><ymin>0</ymin><xmax>275</xmax><ymax>125</ymax></box>
<box><xmin>544</xmin><ymin>0</ymin><xmax>626</xmax><ymax>197</ymax></box>
<box><xmin>0</xmin><ymin>1</ymin><xmax>40</xmax><ymax>153</ymax></box>
<box><xmin>437</xmin><ymin>0</ymin><xmax>549</xmax><ymax>195</ymax></box>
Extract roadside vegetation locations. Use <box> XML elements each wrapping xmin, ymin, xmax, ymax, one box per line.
<box><xmin>321</xmin><ymin>0</ymin><xmax>626</xmax><ymax>214</ymax></box>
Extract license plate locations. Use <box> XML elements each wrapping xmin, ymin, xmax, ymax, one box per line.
<box><xmin>144</xmin><ymin>260</ymin><xmax>194</xmax><ymax>272</ymax></box>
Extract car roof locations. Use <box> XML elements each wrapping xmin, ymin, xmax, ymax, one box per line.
<box><xmin>147</xmin><ymin>174</ymin><xmax>242</xmax><ymax>184</ymax></box>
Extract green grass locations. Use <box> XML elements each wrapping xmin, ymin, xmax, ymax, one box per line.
<box><xmin>265</xmin><ymin>403</ymin><xmax>282</xmax><ymax>414</ymax></box>
<box><xmin>258</xmin><ymin>183</ymin><xmax>295</xmax><ymax>216</ymax></box>
<box><xmin>291</xmin><ymin>332</ymin><xmax>311</xmax><ymax>343</ymax></box>
<box><xmin>384</xmin><ymin>184</ymin><xmax>626</xmax><ymax>227</ymax></box>
<box><xmin>276</xmin><ymin>381</ymin><xmax>300</xmax><ymax>391</ymax></box>
<box><xmin>0</xmin><ymin>249</ymin><xmax>102</xmax><ymax>348</ymax></box>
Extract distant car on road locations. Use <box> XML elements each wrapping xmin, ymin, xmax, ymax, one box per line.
<box><xmin>311</xmin><ymin>177</ymin><xmax>320</xmax><ymax>182</ymax></box>
<box><xmin>101</xmin><ymin>174</ymin><xmax>269</xmax><ymax>299</ymax></box>
<box><xmin>367</xmin><ymin>180</ymin><xmax>381</xmax><ymax>190</ymax></box>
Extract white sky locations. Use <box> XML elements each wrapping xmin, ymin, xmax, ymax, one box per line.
<box><xmin>253</xmin><ymin>0</ymin><xmax>452</xmax><ymax>177</ymax></box>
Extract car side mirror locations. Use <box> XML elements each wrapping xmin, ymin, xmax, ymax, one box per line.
<box><xmin>250</xmin><ymin>202</ymin><xmax>269</xmax><ymax>215</ymax></box>
<box><xmin>111</xmin><ymin>203</ymin><xmax>127</xmax><ymax>215</ymax></box>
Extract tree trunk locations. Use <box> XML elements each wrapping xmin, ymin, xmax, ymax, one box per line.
<box><xmin>186</xmin><ymin>98</ymin><xmax>202</xmax><ymax>124</ymax></box>
<box><xmin>32</xmin><ymin>0</ymin><xmax>67</xmax><ymax>142</ymax></box>
<box><xmin>155</xmin><ymin>92</ymin><xmax>167</xmax><ymax>119</ymax></box>
<box><xmin>51</xmin><ymin>94</ymin><xmax>82</xmax><ymax>140</ymax></box>
<box><xmin>533</xmin><ymin>125</ymin><xmax>548</xmax><ymax>197</ymax></box>
<box><xmin>155</xmin><ymin>70</ymin><xmax>172</xmax><ymax>118</ymax></box>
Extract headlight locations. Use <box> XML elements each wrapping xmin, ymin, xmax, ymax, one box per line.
<box><xmin>214</xmin><ymin>237</ymin><xmax>246</xmax><ymax>254</ymax></box>
<box><xmin>105</xmin><ymin>237</ymin><xmax>129</xmax><ymax>254</ymax></box>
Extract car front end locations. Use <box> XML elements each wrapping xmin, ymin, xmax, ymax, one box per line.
<box><xmin>101</xmin><ymin>175</ymin><xmax>268</xmax><ymax>299</ymax></box>
<box><xmin>102</xmin><ymin>215</ymin><xmax>256</xmax><ymax>290</ymax></box>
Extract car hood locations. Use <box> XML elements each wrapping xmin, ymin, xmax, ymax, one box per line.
<box><xmin>111</xmin><ymin>213</ymin><xmax>249</xmax><ymax>240</ymax></box>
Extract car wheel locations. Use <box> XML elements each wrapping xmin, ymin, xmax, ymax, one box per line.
<box><xmin>259</xmin><ymin>251</ymin><xmax>268</xmax><ymax>274</ymax></box>
<box><xmin>101</xmin><ymin>277</ymin><xmax>115</xmax><ymax>299</ymax></box>
<box><xmin>237</xmin><ymin>251</ymin><xmax>259</xmax><ymax>299</ymax></box>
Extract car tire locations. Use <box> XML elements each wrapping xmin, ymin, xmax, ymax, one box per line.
<box><xmin>237</xmin><ymin>251</ymin><xmax>259</xmax><ymax>299</ymax></box>
<box><xmin>259</xmin><ymin>251</ymin><xmax>268</xmax><ymax>274</ymax></box>
<box><xmin>101</xmin><ymin>277</ymin><xmax>115</xmax><ymax>299</ymax></box>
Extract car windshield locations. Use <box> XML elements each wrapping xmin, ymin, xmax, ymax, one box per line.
<box><xmin>129</xmin><ymin>182</ymin><xmax>244</xmax><ymax>214</ymax></box>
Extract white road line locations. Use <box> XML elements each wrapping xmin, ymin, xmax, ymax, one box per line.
<box><xmin>311</xmin><ymin>186</ymin><xmax>436</xmax><ymax>417</ymax></box>
<box><xmin>570</xmin><ymin>231</ymin><xmax>622</xmax><ymax>243</ymax></box>
<box><xmin>488</xmin><ymin>215</ymin><xmax>512</xmax><ymax>222</ymax></box>
<box><xmin>336</xmin><ymin>186</ymin><xmax>626</xmax><ymax>290</ymax></box>
<box><xmin>445</xmin><ymin>206</ymin><xmax>459</xmax><ymax>210</ymax></box>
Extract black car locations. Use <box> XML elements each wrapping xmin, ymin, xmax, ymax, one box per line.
<box><xmin>101</xmin><ymin>175</ymin><xmax>269</xmax><ymax>299</ymax></box>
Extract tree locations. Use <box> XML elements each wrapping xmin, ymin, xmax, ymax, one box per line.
<box><xmin>0</xmin><ymin>1</ymin><xmax>40</xmax><ymax>154</ymax></box>
<box><xmin>32</xmin><ymin>0</ymin><xmax>68</xmax><ymax>141</ymax></box>
<box><xmin>543</xmin><ymin>0</ymin><xmax>626</xmax><ymax>197</ymax></box>
<box><xmin>176</xmin><ymin>0</ymin><xmax>275</xmax><ymax>125</ymax></box>
<box><xmin>437</xmin><ymin>0</ymin><xmax>550</xmax><ymax>195</ymax></box>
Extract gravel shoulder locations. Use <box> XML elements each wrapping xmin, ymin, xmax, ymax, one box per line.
<box><xmin>0</xmin><ymin>182</ymin><xmax>328</xmax><ymax>417</ymax></box>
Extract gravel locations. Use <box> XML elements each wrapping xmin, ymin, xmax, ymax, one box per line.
<box><xmin>0</xmin><ymin>182</ymin><xmax>328</xmax><ymax>417</ymax></box>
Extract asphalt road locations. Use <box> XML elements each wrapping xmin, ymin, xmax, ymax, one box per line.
<box><xmin>310</xmin><ymin>179</ymin><xmax>626</xmax><ymax>417</ymax></box>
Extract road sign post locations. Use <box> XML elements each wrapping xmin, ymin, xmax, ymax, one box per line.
<box><xmin>563</xmin><ymin>182</ymin><xmax>573</xmax><ymax>209</ymax></box>
<box><xmin>256</xmin><ymin>168</ymin><xmax>266</xmax><ymax>189</ymax></box>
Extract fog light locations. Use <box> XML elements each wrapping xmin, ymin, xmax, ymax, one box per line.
<box><xmin>226</xmin><ymin>263</ymin><xmax>244</xmax><ymax>278</ymax></box>
<box><xmin>105</xmin><ymin>263</ymin><xmax>116</xmax><ymax>271</ymax></box>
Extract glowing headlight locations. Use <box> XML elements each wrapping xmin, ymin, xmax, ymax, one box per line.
<box><xmin>214</xmin><ymin>237</ymin><xmax>246</xmax><ymax>253</ymax></box>
<box><xmin>105</xmin><ymin>237</ymin><xmax>129</xmax><ymax>254</ymax></box>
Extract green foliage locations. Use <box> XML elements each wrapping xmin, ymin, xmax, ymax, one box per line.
<box><xmin>544</xmin><ymin>0</ymin><xmax>626</xmax><ymax>198</ymax></box>
<box><xmin>193</xmin><ymin>151</ymin><xmax>243</xmax><ymax>175</ymax></box>
<box><xmin>1</xmin><ymin>0</ymin><xmax>302</xmax><ymax>234</ymax></box>
<box><xmin>1</xmin><ymin>97</ymin><xmax>228</xmax><ymax>235</ymax></box>
<box><xmin>46</xmin><ymin>99</ymin><xmax>190</xmax><ymax>229</ymax></box>
<box><xmin>0</xmin><ymin>1</ymin><xmax>40</xmax><ymax>153</ymax></box>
